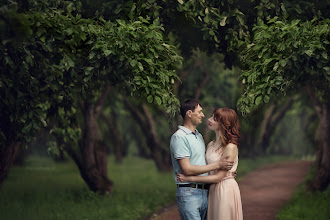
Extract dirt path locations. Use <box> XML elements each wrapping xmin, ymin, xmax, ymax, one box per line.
<box><xmin>147</xmin><ymin>160</ymin><xmax>312</xmax><ymax>220</ymax></box>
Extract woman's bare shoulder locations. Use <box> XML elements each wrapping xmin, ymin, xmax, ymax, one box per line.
<box><xmin>224</xmin><ymin>143</ymin><xmax>238</xmax><ymax>151</ymax></box>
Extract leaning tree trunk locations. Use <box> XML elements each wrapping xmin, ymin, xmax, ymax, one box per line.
<box><xmin>306</xmin><ymin>85</ymin><xmax>330</xmax><ymax>191</ymax></box>
<box><xmin>141</xmin><ymin>104</ymin><xmax>172</xmax><ymax>171</ymax></box>
<box><xmin>0</xmin><ymin>141</ymin><xmax>20</xmax><ymax>187</ymax></box>
<box><xmin>256</xmin><ymin>97</ymin><xmax>294</xmax><ymax>155</ymax></box>
<box><xmin>129</xmin><ymin>125</ymin><xmax>151</xmax><ymax>159</ymax></box>
<box><xmin>124</xmin><ymin>99</ymin><xmax>172</xmax><ymax>171</ymax></box>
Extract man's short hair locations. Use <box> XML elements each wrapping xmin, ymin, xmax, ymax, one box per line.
<box><xmin>180</xmin><ymin>99</ymin><xmax>202</xmax><ymax>119</ymax></box>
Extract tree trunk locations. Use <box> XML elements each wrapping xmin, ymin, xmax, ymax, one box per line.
<box><xmin>64</xmin><ymin>85</ymin><xmax>114</xmax><ymax>194</ymax></box>
<box><xmin>130</xmin><ymin>127</ymin><xmax>151</xmax><ymax>159</ymax></box>
<box><xmin>0</xmin><ymin>141</ymin><xmax>20</xmax><ymax>187</ymax></box>
<box><xmin>13</xmin><ymin>146</ymin><xmax>28</xmax><ymax>165</ymax></box>
<box><xmin>306</xmin><ymin>85</ymin><xmax>330</xmax><ymax>191</ymax></box>
<box><xmin>123</xmin><ymin>99</ymin><xmax>172</xmax><ymax>171</ymax></box>
<box><xmin>256</xmin><ymin>97</ymin><xmax>294</xmax><ymax>155</ymax></box>
<box><xmin>56</xmin><ymin>147</ymin><xmax>66</xmax><ymax>161</ymax></box>
<box><xmin>79</xmin><ymin>102</ymin><xmax>113</xmax><ymax>194</ymax></box>
<box><xmin>101</xmin><ymin>112</ymin><xmax>123</xmax><ymax>163</ymax></box>
<box><xmin>311</xmin><ymin>103</ymin><xmax>330</xmax><ymax>191</ymax></box>
<box><xmin>141</xmin><ymin>104</ymin><xmax>172</xmax><ymax>171</ymax></box>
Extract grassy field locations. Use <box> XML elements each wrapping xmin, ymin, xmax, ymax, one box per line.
<box><xmin>277</xmin><ymin>164</ymin><xmax>330</xmax><ymax>220</ymax></box>
<box><xmin>0</xmin><ymin>155</ymin><xmax>298</xmax><ymax>220</ymax></box>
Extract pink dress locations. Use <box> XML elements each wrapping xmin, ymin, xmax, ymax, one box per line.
<box><xmin>206</xmin><ymin>141</ymin><xmax>243</xmax><ymax>220</ymax></box>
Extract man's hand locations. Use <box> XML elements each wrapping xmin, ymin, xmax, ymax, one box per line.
<box><xmin>219</xmin><ymin>156</ymin><xmax>234</xmax><ymax>170</ymax></box>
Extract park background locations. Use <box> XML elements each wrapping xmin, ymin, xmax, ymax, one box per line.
<box><xmin>0</xmin><ymin>0</ymin><xmax>329</xmax><ymax>219</ymax></box>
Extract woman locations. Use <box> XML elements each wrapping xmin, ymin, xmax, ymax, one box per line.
<box><xmin>177</xmin><ymin>108</ymin><xmax>243</xmax><ymax>220</ymax></box>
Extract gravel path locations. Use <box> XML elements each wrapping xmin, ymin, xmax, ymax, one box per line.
<box><xmin>147</xmin><ymin>160</ymin><xmax>312</xmax><ymax>220</ymax></box>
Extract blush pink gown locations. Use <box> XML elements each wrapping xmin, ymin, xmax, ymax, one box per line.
<box><xmin>206</xmin><ymin>142</ymin><xmax>243</xmax><ymax>220</ymax></box>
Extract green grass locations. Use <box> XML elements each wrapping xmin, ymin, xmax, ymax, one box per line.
<box><xmin>276</xmin><ymin>164</ymin><xmax>330</xmax><ymax>220</ymax></box>
<box><xmin>277</xmin><ymin>185</ymin><xmax>330</xmax><ymax>220</ymax></box>
<box><xmin>0</xmin><ymin>154</ymin><xmax>298</xmax><ymax>220</ymax></box>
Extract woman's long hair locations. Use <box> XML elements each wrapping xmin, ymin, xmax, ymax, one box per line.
<box><xmin>213</xmin><ymin>108</ymin><xmax>240</xmax><ymax>147</ymax></box>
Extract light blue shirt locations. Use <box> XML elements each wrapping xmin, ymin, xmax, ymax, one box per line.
<box><xmin>170</xmin><ymin>126</ymin><xmax>208</xmax><ymax>184</ymax></box>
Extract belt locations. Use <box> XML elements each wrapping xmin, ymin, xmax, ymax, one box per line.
<box><xmin>177</xmin><ymin>183</ymin><xmax>210</xmax><ymax>190</ymax></box>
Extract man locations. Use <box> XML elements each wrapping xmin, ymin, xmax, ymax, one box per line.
<box><xmin>170</xmin><ymin>99</ymin><xmax>233</xmax><ymax>220</ymax></box>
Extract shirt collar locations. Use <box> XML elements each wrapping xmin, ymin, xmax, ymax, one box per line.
<box><xmin>178</xmin><ymin>126</ymin><xmax>199</xmax><ymax>135</ymax></box>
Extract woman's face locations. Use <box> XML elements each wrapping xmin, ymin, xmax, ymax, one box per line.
<box><xmin>207</xmin><ymin>114</ymin><xmax>220</xmax><ymax>131</ymax></box>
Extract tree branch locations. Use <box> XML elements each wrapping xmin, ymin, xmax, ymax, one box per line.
<box><xmin>122</xmin><ymin>98</ymin><xmax>147</xmax><ymax>130</ymax></box>
<box><xmin>270</xmin><ymin>96</ymin><xmax>294</xmax><ymax>125</ymax></box>
<box><xmin>95</xmin><ymin>84</ymin><xmax>112</xmax><ymax>118</ymax></box>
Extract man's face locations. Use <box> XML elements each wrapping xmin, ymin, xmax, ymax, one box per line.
<box><xmin>190</xmin><ymin>104</ymin><xmax>205</xmax><ymax>126</ymax></box>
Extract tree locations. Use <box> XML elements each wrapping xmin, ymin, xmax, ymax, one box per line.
<box><xmin>0</xmin><ymin>1</ymin><xmax>182</xmax><ymax>193</ymax></box>
<box><xmin>256</xmin><ymin>96</ymin><xmax>295</xmax><ymax>155</ymax></box>
<box><xmin>238</xmin><ymin>16</ymin><xmax>329</xmax><ymax>190</ymax></box>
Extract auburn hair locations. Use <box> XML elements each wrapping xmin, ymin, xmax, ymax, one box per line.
<box><xmin>213</xmin><ymin>108</ymin><xmax>240</xmax><ymax>147</ymax></box>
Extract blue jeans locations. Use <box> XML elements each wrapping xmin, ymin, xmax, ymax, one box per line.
<box><xmin>176</xmin><ymin>187</ymin><xmax>208</xmax><ymax>220</ymax></box>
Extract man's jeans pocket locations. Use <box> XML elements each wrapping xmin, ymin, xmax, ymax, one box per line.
<box><xmin>176</xmin><ymin>187</ymin><xmax>208</xmax><ymax>220</ymax></box>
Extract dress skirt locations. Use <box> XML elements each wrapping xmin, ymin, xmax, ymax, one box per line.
<box><xmin>207</xmin><ymin>177</ymin><xmax>243</xmax><ymax>220</ymax></box>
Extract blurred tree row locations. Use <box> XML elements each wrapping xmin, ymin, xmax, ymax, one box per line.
<box><xmin>1</xmin><ymin>0</ymin><xmax>329</xmax><ymax>193</ymax></box>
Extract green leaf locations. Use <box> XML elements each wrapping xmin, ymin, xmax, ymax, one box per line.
<box><xmin>264</xmin><ymin>95</ymin><xmax>270</xmax><ymax>103</ymax></box>
<box><xmin>177</xmin><ymin>0</ymin><xmax>184</xmax><ymax>4</ymax></box>
<box><xmin>255</xmin><ymin>96</ymin><xmax>262</xmax><ymax>105</ymax></box>
<box><xmin>147</xmin><ymin>95</ymin><xmax>153</xmax><ymax>103</ymax></box>
<box><xmin>130</xmin><ymin>59</ymin><xmax>138</xmax><ymax>67</ymax></box>
<box><xmin>65</xmin><ymin>56</ymin><xmax>75</xmax><ymax>70</ymax></box>
<box><xmin>64</xmin><ymin>28</ymin><xmax>73</xmax><ymax>35</ymax></box>
<box><xmin>104</xmin><ymin>50</ymin><xmax>112</xmax><ymax>56</ymax></box>
<box><xmin>267</xmin><ymin>87</ymin><xmax>272</xmax><ymax>94</ymax></box>
<box><xmin>204</xmin><ymin>15</ymin><xmax>210</xmax><ymax>23</ymax></box>
<box><xmin>321</xmin><ymin>52</ymin><xmax>328</xmax><ymax>59</ymax></box>
<box><xmin>323</xmin><ymin>67</ymin><xmax>330</xmax><ymax>74</ymax></box>
<box><xmin>137</xmin><ymin>62</ymin><xmax>144</xmax><ymax>71</ymax></box>
<box><xmin>263</xmin><ymin>31</ymin><xmax>272</xmax><ymax>38</ymax></box>
<box><xmin>280</xmin><ymin>59</ymin><xmax>286</xmax><ymax>67</ymax></box>
<box><xmin>305</xmin><ymin>50</ymin><xmax>313</xmax><ymax>56</ymax></box>
<box><xmin>155</xmin><ymin>96</ymin><xmax>162</xmax><ymax>105</ymax></box>
<box><xmin>85</xmin><ymin>67</ymin><xmax>94</xmax><ymax>75</ymax></box>
<box><xmin>203</xmin><ymin>32</ymin><xmax>209</xmax><ymax>40</ymax></box>
<box><xmin>220</xmin><ymin>17</ymin><xmax>227</xmax><ymax>26</ymax></box>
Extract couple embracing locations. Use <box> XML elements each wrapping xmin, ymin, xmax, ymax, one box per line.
<box><xmin>170</xmin><ymin>99</ymin><xmax>243</xmax><ymax>220</ymax></box>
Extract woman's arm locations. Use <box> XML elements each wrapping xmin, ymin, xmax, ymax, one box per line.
<box><xmin>177</xmin><ymin>141</ymin><xmax>233</xmax><ymax>176</ymax></box>
<box><xmin>177</xmin><ymin>143</ymin><xmax>238</xmax><ymax>184</ymax></box>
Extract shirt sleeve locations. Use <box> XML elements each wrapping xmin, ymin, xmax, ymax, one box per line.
<box><xmin>170</xmin><ymin>134</ymin><xmax>190</xmax><ymax>159</ymax></box>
